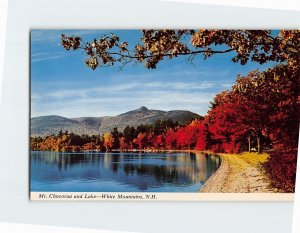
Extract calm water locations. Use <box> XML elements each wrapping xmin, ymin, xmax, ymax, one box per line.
<box><xmin>30</xmin><ymin>151</ymin><xmax>220</xmax><ymax>192</ymax></box>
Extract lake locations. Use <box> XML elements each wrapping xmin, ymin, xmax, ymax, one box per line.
<box><xmin>30</xmin><ymin>151</ymin><xmax>220</xmax><ymax>192</ymax></box>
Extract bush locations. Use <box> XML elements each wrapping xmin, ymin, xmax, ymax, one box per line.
<box><xmin>263</xmin><ymin>151</ymin><xmax>298</xmax><ymax>192</ymax></box>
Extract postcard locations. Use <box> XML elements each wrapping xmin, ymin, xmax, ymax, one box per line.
<box><xmin>30</xmin><ymin>29</ymin><xmax>299</xmax><ymax>201</ymax></box>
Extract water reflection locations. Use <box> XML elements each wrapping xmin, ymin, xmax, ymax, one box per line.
<box><xmin>30</xmin><ymin>151</ymin><xmax>220</xmax><ymax>192</ymax></box>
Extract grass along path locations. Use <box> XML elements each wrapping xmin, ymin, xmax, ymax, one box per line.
<box><xmin>201</xmin><ymin>152</ymin><xmax>277</xmax><ymax>193</ymax></box>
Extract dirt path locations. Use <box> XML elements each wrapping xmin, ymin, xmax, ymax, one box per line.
<box><xmin>201</xmin><ymin>153</ymin><xmax>276</xmax><ymax>193</ymax></box>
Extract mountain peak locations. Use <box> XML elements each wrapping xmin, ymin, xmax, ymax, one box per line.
<box><xmin>136</xmin><ymin>106</ymin><xmax>148</xmax><ymax>111</ymax></box>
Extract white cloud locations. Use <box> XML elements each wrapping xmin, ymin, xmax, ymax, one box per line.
<box><xmin>31</xmin><ymin>52</ymin><xmax>67</xmax><ymax>62</ymax></box>
<box><xmin>31</xmin><ymin>65</ymin><xmax>229</xmax><ymax>117</ymax></box>
<box><xmin>33</xmin><ymin>81</ymin><xmax>216</xmax><ymax>101</ymax></box>
<box><xmin>221</xmin><ymin>83</ymin><xmax>233</xmax><ymax>88</ymax></box>
<box><xmin>32</xmin><ymin>84</ymin><xmax>216</xmax><ymax>118</ymax></box>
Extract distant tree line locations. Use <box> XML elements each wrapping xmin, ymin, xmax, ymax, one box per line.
<box><xmin>31</xmin><ymin>119</ymin><xmax>181</xmax><ymax>152</ymax></box>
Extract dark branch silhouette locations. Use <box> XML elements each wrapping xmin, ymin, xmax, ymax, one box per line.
<box><xmin>61</xmin><ymin>30</ymin><xmax>299</xmax><ymax>70</ymax></box>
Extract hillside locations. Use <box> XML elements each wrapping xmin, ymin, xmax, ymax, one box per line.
<box><xmin>31</xmin><ymin>106</ymin><xmax>201</xmax><ymax>136</ymax></box>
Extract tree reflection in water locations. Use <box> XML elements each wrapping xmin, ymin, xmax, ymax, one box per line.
<box><xmin>30</xmin><ymin>151</ymin><xmax>220</xmax><ymax>192</ymax></box>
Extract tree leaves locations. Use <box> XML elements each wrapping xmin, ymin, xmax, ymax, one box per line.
<box><xmin>61</xmin><ymin>34</ymin><xmax>81</xmax><ymax>50</ymax></box>
<box><xmin>61</xmin><ymin>30</ymin><xmax>299</xmax><ymax>70</ymax></box>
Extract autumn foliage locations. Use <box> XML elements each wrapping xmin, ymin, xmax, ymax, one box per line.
<box><xmin>61</xmin><ymin>30</ymin><xmax>300</xmax><ymax>70</ymax></box>
<box><xmin>263</xmin><ymin>152</ymin><xmax>298</xmax><ymax>192</ymax></box>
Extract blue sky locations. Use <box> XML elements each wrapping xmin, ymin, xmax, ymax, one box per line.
<box><xmin>31</xmin><ymin>30</ymin><xmax>276</xmax><ymax>118</ymax></box>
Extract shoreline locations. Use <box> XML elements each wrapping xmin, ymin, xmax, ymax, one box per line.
<box><xmin>200</xmin><ymin>154</ymin><xmax>226</xmax><ymax>192</ymax></box>
<box><xmin>31</xmin><ymin>149</ymin><xmax>206</xmax><ymax>154</ymax></box>
<box><xmin>200</xmin><ymin>153</ymin><xmax>277</xmax><ymax>193</ymax></box>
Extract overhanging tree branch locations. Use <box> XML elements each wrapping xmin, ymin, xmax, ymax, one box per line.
<box><xmin>61</xmin><ymin>30</ymin><xmax>300</xmax><ymax>70</ymax></box>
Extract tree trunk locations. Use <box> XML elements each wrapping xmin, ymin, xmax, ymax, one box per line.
<box><xmin>248</xmin><ymin>134</ymin><xmax>251</xmax><ymax>153</ymax></box>
<box><xmin>257</xmin><ymin>135</ymin><xmax>261</xmax><ymax>154</ymax></box>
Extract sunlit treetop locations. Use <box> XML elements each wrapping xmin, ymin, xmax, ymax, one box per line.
<box><xmin>61</xmin><ymin>30</ymin><xmax>300</xmax><ymax>70</ymax></box>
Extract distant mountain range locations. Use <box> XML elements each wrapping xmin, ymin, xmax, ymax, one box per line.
<box><xmin>31</xmin><ymin>106</ymin><xmax>201</xmax><ymax>137</ymax></box>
